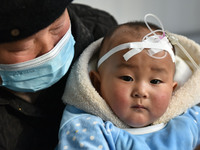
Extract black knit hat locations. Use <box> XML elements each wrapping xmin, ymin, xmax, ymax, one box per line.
<box><xmin>0</xmin><ymin>0</ymin><xmax>73</xmax><ymax>43</ymax></box>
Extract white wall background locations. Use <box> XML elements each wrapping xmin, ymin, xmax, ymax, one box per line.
<box><xmin>73</xmin><ymin>0</ymin><xmax>200</xmax><ymax>43</ymax></box>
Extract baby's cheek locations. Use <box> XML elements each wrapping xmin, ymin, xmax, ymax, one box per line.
<box><xmin>114</xmin><ymin>92</ymin><xmax>127</xmax><ymax>105</ymax></box>
<box><xmin>154</xmin><ymin>93</ymin><xmax>171</xmax><ymax>110</ymax></box>
<box><xmin>113</xmin><ymin>91</ymin><xmax>129</xmax><ymax>107</ymax></box>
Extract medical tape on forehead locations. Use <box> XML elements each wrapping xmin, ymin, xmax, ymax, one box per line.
<box><xmin>97</xmin><ymin>36</ymin><xmax>175</xmax><ymax>68</ymax></box>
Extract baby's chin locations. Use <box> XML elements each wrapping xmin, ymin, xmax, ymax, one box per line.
<box><xmin>129</xmin><ymin>123</ymin><xmax>151</xmax><ymax>128</ymax></box>
<box><xmin>126</xmin><ymin>119</ymin><xmax>154</xmax><ymax>128</ymax></box>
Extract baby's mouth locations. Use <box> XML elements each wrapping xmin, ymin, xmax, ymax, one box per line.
<box><xmin>132</xmin><ymin>105</ymin><xmax>147</xmax><ymax>110</ymax></box>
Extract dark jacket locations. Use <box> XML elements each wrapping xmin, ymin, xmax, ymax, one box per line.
<box><xmin>0</xmin><ymin>4</ymin><xmax>117</xmax><ymax>150</ymax></box>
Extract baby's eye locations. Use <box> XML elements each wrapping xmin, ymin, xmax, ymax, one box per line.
<box><xmin>150</xmin><ymin>79</ymin><xmax>162</xmax><ymax>84</ymax></box>
<box><xmin>120</xmin><ymin>76</ymin><xmax>133</xmax><ymax>82</ymax></box>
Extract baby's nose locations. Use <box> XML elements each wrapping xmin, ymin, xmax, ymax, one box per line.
<box><xmin>132</xmin><ymin>83</ymin><xmax>149</xmax><ymax>98</ymax></box>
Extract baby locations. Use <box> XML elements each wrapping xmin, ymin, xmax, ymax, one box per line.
<box><xmin>57</xmin><ymin>20</ymin><xmax>200</xmax><ymax>150</ymax></box>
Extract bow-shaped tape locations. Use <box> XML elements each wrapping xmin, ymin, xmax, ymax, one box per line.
<box><xmin>97</xmin><ymin>35</ymin><xmax>175</xmax><ymax>68</ymax></box>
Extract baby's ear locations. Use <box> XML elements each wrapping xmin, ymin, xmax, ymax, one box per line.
<box><xmin>89</xmin><ymin>71</ymin><xmax>101</xmax><ymax>93</ymax></box>
<box><xmin>173</xmin><ymin>81</ymin><xmax>178</xmax><ymax>91</ymax></box>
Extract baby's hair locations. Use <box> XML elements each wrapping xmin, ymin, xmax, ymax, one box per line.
<box><xmin>104</xmin><ymin>21</ymin><xmax>160</xmax><ymax>39</ymax></box>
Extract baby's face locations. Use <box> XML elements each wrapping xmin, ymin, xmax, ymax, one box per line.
<box><xmin>97</xmin><ymin>26</ymin><xmax>177</xmax><ymax>127</ymax></box>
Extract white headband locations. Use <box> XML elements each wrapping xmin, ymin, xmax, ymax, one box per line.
<box><xmin>97</xmin><ymin>35</ymin><xmax>174</xmax><ymax>68</ymax></box>
<box><xmin>97</xmin><ymin>14</ymin><xmax>175</xmax><ymax>68</ymax></box>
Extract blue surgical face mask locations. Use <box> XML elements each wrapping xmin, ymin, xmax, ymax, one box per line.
<box><xmin>0</xmin><ymin>26</ymin><xmax>75</xmax><ymax>92</ymax></box>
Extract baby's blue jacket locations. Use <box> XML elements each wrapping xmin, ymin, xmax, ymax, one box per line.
<box><xmin>57</xmin><ymin>105</ymin><xmax>200</xmax><ymax>150</ymax></box>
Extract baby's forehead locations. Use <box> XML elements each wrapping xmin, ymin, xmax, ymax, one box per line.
<box><xmin>116</xmin><ymin>50</ymin><xmax>175</xmax><ymax>73</ymax></box>
<box><xmin>100</xmin><ymin>27</ymin><xmax>143</xmax><ymax>56</ymax></box>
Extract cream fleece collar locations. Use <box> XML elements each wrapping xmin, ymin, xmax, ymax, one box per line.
<box><xmin>63</xmin><ymin>33</ymin><xmax>200</xmax><ymax>128</ymax></box>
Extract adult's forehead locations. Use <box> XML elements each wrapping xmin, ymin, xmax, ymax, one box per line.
<box><xmin>0</xmin><ymin>0</ymin><xmax>73</xmax><ymax>44</ymax></box>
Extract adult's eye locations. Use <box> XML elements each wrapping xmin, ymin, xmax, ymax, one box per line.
<box><xmin>120</xmin><ymin>76</ymin><xmax>133</xmax><ymax>82</ymax></box>
<box><xmin>150</xmin><ymin>79</ymin><xmax>162</xmax><ymax>84</ymax></box>
<box><xmin>49</xmin><ymin>25</ymin><xmax>63</xmax><ymax>35</ymax></box>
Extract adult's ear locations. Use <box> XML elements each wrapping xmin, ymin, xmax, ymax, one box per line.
<box><xmin>89</xmin><ymin>71</ymin><xmax>101</xmax><ymax>94</ymax></box>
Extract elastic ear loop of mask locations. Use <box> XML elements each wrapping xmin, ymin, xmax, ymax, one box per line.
<box><xmin>166</xmin><ymin>32</ymin><xmax>200</xmax><ymax>71</ymax></box>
